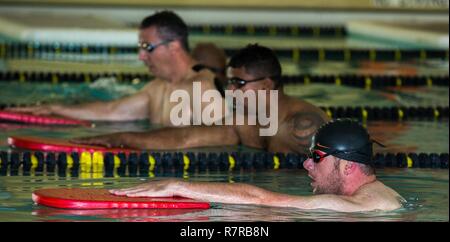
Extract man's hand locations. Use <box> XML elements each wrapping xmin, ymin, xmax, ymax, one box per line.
<box><xmin>70</xmin><ymin>134</ymin><xmax>126</xmax><ymax>148</ymax></box>
<box><xmin>109</xmin><ymin>179</ymin><xmax>182</xmax><ymax>197</ymax></box>
<box><xmin>6</xmin><ymin>105</ymin><xmax>60</xmax><ymax>116</ymax></box>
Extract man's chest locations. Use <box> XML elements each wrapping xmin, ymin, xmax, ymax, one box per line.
<box><xmin>148</xmin><ymin>84</ymin><xmax>193</xmax><ymax>125</ymax></box>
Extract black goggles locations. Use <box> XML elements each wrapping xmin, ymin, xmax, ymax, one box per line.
<box><xmin>138</xmin><ymin>40</ymin><xmax>172</xmax><ymax>53</ymax></box>
<box><xmin>227</xmin><ymin>76</ymin><xmax>267</xmax><ymax>88</ymax></box>
<box><xmin>308</xmin><ymin>149</ymin><xmax>366</xmax><ymax>164</ymax></box>
<box><xmin>308</xmin><ymin>150</ymin><xmax>334</xmax><ymax>163</ymax></box>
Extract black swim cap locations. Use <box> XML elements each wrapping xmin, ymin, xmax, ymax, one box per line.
<box><xmin>311</xmin><ymin>119</ymin><xmax>377</xmax><ymax>164</ymax></box>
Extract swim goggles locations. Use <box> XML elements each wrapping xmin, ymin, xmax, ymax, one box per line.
<box><xmin>138</xmin><ymin>39</ymin><xmax>173</xmax><ymax>53</ymax></box>
<box><xmin>227</xmin><ymin>76</ymin><xmax>268</xmax><ymax>88</ymax></box>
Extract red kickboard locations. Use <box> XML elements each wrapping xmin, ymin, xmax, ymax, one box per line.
<box><xmin>0</xmin><ymin>110</ymin><xmax>91</xmax><ymax>126</ymax></box>
<box><xmin>32</xmin><ymin>188</ymin><xmax>210</xmax><ymax>209</ymax></box>
<box><xmin>8</xmin><ymin>136</ymin><xmax>137</xmax><ymax>154</ymax></box>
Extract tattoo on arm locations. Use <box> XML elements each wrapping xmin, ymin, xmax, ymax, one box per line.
<box><xmin>291</xmin><ymin>112</ymin><xmax>326</xmax><ymax>152</ymax></box>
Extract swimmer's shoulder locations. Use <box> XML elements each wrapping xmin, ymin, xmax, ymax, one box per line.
<box><xmin>278</xmin><ymin>102</ymin><xmax>329</xmax><ymax>145</ymax></box>
<box><xmin>283</xmin><ymin>98</ymin><xmax>329</xmax><ymax>132</ymax></box>
<box><xmin>141</xmin><ymin>78</ymin><xmax>166</xmax><ymax>91</ymax></box>
<box><xmin>354</xmin><ymin>181</ymin><xmax>404</xmax><ymax>211</ymax></box>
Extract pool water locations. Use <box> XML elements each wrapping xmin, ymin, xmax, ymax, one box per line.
<box><xmin>0</xmin><ymin>40</ymin><xmax>448</xmax><ymax>222</ymax></box>
<box><xmin>0</xmin><ymin>169</ymin><xmax>447</xmax><ymax>222</ymax></box>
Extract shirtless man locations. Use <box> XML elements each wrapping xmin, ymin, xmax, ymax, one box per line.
<box><xmin>9</xmin><ymin>11</ymin><xmax>220</xmax><ymax>126</ymax></box>
<box><xmin>110</xmin><ymin>119</ymin><xmax>405</xmax><ymax>212</ymax></box>
<box><xmin>73</xmin><ymin>44</ymin><xmax>329</xmax><ymax>154</ymax></box>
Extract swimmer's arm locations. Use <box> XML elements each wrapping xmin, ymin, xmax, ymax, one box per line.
<box><xmin>73</xmin><ymin>125</ymin><xmax>240</xmax><ymax>149</ymax></box>
<box><xmin>56</xmin><ymin>92</ymin><xmax>150</xmax><ymax>121</ymax></box>
<box><xmin>111</xmin><ymin>180</ymin><xmax>373</xmax><ymax>211</ymax></box>
<box><xmin>181</xmin><ymin>184</ymin><xmax>381</xmax><ymax>212</ymax></box>
<box><xmin>268</xmin><ymin>194</ymin><xmax>378</xmax><ymax>212</ymax></box>
<box><xmin>8</xmin><ymin>84</ymin><xmax>152</xmax><ymax>121</ymax></box>
<box><xmin>111</xmin><ymin>180</ymin><xmax>282</xmax><ymax>205</ymax></box>
<box><xmin>125</xmin><ymin>125</ymin><xmax>240</xmax><ymax>149</ymax></box>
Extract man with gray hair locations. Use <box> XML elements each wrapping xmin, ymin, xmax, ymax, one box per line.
<box><xmin>10</xmin><ymin>11</ymin><xmax>221</xmax><ymax>126</ymax></box>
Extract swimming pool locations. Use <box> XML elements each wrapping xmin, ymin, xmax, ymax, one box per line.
<box><xmin>0</xmin><ymin>8</ymin><xmax>448</xmax><ymax>221</ymax></box>
<box><xmin>0</xmin><ymin>168</ymin><xmax>447</xmax><ymax>222</ymax></box>
<box><xmin>0</xmin><ymin>79</ymin><xmax>448</xmax><ymax>221</ymax></box>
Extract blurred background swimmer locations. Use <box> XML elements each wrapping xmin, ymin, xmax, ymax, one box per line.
<box><xmin>72</xmin><ymin>44</ymin><xmax>329</xmax><ymax>153</ymax></box>
<box><xmin>192</xmin><ymin>42</ymin><xmax>228</xmax><ymax>88</ymax></box>
<box><xmin>8</xmin><ymin>11</ymin><xmax>223</xmax><ymax>126</ymax></box>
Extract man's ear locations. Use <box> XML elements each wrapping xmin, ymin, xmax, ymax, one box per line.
<box><xmin>169</xmin><ymin>40</ymin><xmax>182</xmax><ymax>52</ymax></box>
<box><xmin>343</xmin><ymin>161</ymin><xmax>358</xmax><ymax>176</ymax></box>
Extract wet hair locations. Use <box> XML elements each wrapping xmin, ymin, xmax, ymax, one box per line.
<box><xmin>228</xmin><ymin>44</ymin><xmax>282</xmax><ymax>89</ymax></box>
<box><xmin>140</xmin><ymin>11</ymin><xmax>189</xmax><ymax>52</ymax></box>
